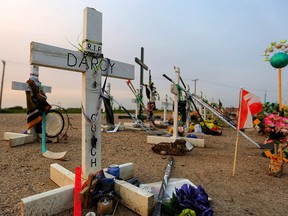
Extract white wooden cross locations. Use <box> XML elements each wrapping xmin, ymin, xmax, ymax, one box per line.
<box><xmin>162</xmin><ymin>94</ymin><xmax>172</xmax><ymax>122</ymax></box>
<box><xmin>131</xmin><ymin>89</ymin><xmax>140</xmax><ymax>118</ymax></box>
<box><xmin>4</xmin><ymin>65</ymin><xmax>53</xmax><ymax>147</ymax></box>
<box><xmin>30</xmin><ymin>7</ymin><xmax>134</xmax><ymax>178</ymax></box>
<box><xmin>147</xmin><ymin>67</ymin><xmax>205</xmax><ymax>147</ymax></box>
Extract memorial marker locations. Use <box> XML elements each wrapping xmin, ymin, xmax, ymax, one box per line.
<box><xmin>135</xmin><ymin>47</ymin><xmax>148</xmax><ymax>114</ymax></box>
<box><xmin>30</xmin><ymin>7</ymin><xmax>134</xmax><ymax>178</ymax></box>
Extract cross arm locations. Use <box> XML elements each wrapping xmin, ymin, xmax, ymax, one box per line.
<box><xmin>135</xmin><ymin>57</ymin><xmax>148</xmax><ymax>70</ymax></box>
<box><xmin>30</xmin><ymin>41</ymin><xmax>134</xmax><ymax>80</ymax></box>
<box><xmin>12</xmin><ymin>81</ymin><xmax>52</xmax><ymax>93</ymax></box>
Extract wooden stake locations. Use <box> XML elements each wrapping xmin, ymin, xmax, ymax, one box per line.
<box><xmin>232</xmin><ymin>88</ymin><xmax>243</xmax><ymax>176</ymax></box>
<box><xmin>83</xmin><ymin>173</ymin><xmax>93</xmax><ymax>208</ymax></box>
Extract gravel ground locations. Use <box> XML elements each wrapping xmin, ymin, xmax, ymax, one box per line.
<box><xmin>0</xmin><ymin>113</ymin><xmax>287</xmax><ymax>216</ymax></box>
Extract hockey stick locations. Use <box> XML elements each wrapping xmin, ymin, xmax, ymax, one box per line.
<box><xmin>163</xmin><ymin>74</ymin><xmax>260</xmax><ymax>148</ymax></box>
<box><xmin>42</xmin><ymin>112</ymin><xmax>67</xmax><ymax>160</ymax></box>
<box><xmin>105</xmin><ymin>92</ymin><xmax>151</xmax><ymax>132</ymax></box>
<box><xmin>150</xmin><ymin>157</ymin><xmax>174</xmax><ymax>216</ymax></box>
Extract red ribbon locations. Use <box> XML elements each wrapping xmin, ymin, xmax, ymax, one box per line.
<box><xmin>74</xmin><ymin>166</ymin><xmax>82</xmax><ymax>216</ymax></box>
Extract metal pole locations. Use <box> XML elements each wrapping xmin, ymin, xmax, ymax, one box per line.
<box><xmin>191</xmin><ymin>93</ymin><xmax>260</xmax><ymax>148</ymax></box>
<box><xmin>0</xmin><ymin>60</ymin><xmax>6</xmax><ymax>109</ymax></box>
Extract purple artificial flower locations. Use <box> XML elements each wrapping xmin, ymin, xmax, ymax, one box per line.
<box><xmin>175</xmin><ymin>184</ymin><xmax>213</xmax><ymax>216</ymax></box>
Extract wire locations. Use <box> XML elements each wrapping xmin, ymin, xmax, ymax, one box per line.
<box><xmin>153</xmin><ymin>75</ymin><xmax>279</xmax><ymax>93</ymax></box>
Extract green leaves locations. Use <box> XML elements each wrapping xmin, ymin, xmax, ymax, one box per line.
<box><xmin>263</xmin><ymin>39</ymin><xmax>288</xmax><ymax>63</ymax></box>
<box><xmin>179</xmin><ymin>209</ymin><xmax>196</xmax><ymax>216</ymax></box>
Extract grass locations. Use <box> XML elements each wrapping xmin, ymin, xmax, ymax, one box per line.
<box><xmin>0</xmin><ymin>106</ymin><xmax>164</xmax><ymax>114</ymax></box>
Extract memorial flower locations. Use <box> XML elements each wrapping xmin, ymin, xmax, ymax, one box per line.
<box><xmin>263</xmin><ymin>113</ymin><xmax>288</xmax><ymax>143</ymax></box>
<box><xmin>163</xmin><ymin>184</ymin><xmax>213</xmax><ymax>216</ymax></box>
<box><xmin>175</xmin><ymin>184</ymin><xmax>213</xmax><ymax>216</ymax></box>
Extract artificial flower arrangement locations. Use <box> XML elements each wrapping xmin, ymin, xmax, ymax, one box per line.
<box><xmin>163</xmin><ymin>183</ymin><xmax>213</xmax><ymax>216</ymax></box>
<box><xmin>263</xmin><ymin>113</ymin><xmax>288</xmax><ymax>177</ymax></box>
<box><xmin>263</xmin><ymin>113</ymin><xmax>288</xmax><ymax>144</ymax></box>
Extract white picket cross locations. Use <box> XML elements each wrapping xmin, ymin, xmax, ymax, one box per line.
<box><xmin>162</xmin><ymin>94</ymin><xmax>172</xmax><ymax>122</ymax></box>
<box><xmin>30</xmin><ymin>7</ymin><xmax>134</xmax><ymax>178</ymax></box>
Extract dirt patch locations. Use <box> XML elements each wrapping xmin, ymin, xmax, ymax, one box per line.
<box><xmin>0</xmin><ymin>113</ymin><xmax>287</xmax><ymax>216</ymax></box>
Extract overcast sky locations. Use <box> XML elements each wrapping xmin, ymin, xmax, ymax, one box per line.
<box><xmin>1</xmin><ymin>0</ymin><xmax>288</xmax><ymax>109</ymax></box>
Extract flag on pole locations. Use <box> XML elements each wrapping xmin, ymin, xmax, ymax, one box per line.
<box><xmin>233</xmin><ymin>88</ymin><xmax>262</xmax><ymax>176</ymax></box>
<box><xmin>238</xmin><ymin>89</ymin><xmax>262</xmax><ymax>129</ymax></box>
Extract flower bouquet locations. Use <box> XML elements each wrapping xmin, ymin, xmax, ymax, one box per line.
<box><xmin>263</xmin><ymin>113</ymin><xmax>288</xmax><ymax>144</ymax></box>
<box><xmin>263</xmin><ymin>113</ymin><xmax>288</xmax><ymax>177</ymax></box>
<box><xmin>162</xmin><ymin>184</ymin><xmax>213</xmax><ymax>216</ymax></box>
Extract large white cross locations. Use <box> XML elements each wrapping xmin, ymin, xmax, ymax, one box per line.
<box><xmin>147</xmin><ymin>67</ymin><xmax>205</xmax><ymax>147</ymax></box>
<box><xmin>30</xmin><ymin>7</ymin><xmax>134</xmax><ymax>178</ymax></box>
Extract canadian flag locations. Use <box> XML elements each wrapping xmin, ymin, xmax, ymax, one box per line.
<box><xmin>238</xmin><ymin>89</ymin><xmax>262</xmax><ymax>129</ymax></box>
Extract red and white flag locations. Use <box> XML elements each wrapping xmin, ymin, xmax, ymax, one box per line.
<box><xmin>238</xmin><ymin>89</ymin><xmax>262</xmax><ymax>129</ymax></box>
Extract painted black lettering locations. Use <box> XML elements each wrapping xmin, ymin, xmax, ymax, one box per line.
<box><xmin>91</xmin><ymin>146</ymin><xmax>97</xmax><ymax>156</ymax></box>
<box><xmin>79</xmin><ymin>56</ymin><xmax>89</xmax><ymax>70</ymax></box>
<box><xmin>91</xmin><ymin>158</ymin><xmax>97</xmax><ymax>167</ymax></box>
<box><xmin>67</xmin><ymin>53</ymin><xmax>77</xmax><ymax>67</ymax></box>
<box><xmin>91</xmin><ymin>57</ymin><xmax>99</xmax><ymax>70</ymax></box>
<box><xmin>100</xmin><ymin>59</ymin><xmax>107</xmax><ymax>71</ymax></box>
<box><xmin>108</xmin><ymin>61</ymin><xmax>115</xmax><ymax>73</ymax></box>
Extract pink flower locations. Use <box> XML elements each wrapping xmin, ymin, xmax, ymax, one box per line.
<box><xmin>265</xmin><ymin>119</ymin><xmax>275</xmax><ymax>127</ymax></box>
<box><xmin>264</xmin><ymin>128</ymin><xmax>272</xmax><ymax>133</ymax></box>
<box><xmin>283</xmin><ymin>117</ymin><xmax>288</xmax><ymax>124</ymax></box>
<box><xmin>275</xmin><ymin>121</ymin><xmax>285</xmax><ymax>129</ymax></box>
<box><xmin>263</xmin><ymin>113</ymin><xmax>288</xmax><ymax>141</ymax></box>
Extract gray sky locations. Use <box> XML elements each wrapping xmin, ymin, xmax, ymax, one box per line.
<box><xmin>1</xmin><ymin>0</ymin><xmax>288</xmax><ymax>109</ymax></box>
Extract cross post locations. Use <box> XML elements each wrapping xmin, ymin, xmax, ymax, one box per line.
<box><xmin>135</xmin><ymin>47</ymin><xmax>148</xmax><ymax>114</ymax></box>
<box><xmin>131</xmin><ymin>97</ymin><xmax>140</xmax><ymax>118</ymax></box>
<box><xmin>147</xmin><ymin>67</ymin><xmax>205</xmax><ymax>148</ymax></box>
<box><xmin>162</xmin><ymin>94</ymin><xmax>172</xmax><ymax>122</ymax></box>
<box><xmin>185</xmin><ymin>85</ymin><xmax>191</xmax><ymax>132</ymax></box>
<box><xmin>172</xmin><ymin>67</ymin><xmax>180</xmax><ymax>138</ymax></box>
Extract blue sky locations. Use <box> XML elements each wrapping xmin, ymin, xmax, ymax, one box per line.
<box><xmin>0</xmin><ymin>0</ymin><xmax>288</xmax><ymax>109</ymax></box>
